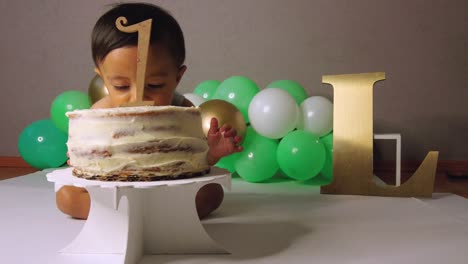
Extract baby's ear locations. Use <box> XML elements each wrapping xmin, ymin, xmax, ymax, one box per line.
<box><xmin>176</xmin><ymin>65</ymin><xmax>187</xmax><ymax>83</ymax></box>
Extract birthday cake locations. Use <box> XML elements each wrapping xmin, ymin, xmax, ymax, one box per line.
<box><xmin>66</xmin><ymin>106</ymin><xmax>210</xmax><ymax>181</ymax></box>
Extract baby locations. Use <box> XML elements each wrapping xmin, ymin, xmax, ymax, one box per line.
<box><xmin>56</xmin><ymin>3</ymin><xmax>242</xmax><ymax>219</ymax></box>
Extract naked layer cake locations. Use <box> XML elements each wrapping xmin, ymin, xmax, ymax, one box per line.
<box><xmin>66</xmin><ymin>106</ymin><xmax>210</xmax><ymax>181</ymax></box>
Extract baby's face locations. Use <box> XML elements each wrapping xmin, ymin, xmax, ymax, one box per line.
<box><xmin>96</xmin><ymin>44</ymin><xmax>185</xmax><ymax>107</ymax></box>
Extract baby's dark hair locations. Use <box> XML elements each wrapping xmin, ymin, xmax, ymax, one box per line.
<box><xmin>92</xmin><ymin>3</ymin><xmax>185</xmax><ymax>67</ymax></box>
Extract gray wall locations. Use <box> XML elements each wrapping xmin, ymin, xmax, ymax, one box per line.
<box><xmin>1</xmin><ymin>0</ymin><xmax>467</xmax><ymax>160</ymax></box>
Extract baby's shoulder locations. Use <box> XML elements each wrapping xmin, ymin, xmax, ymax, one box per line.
<box><xmin>172</xmin><ymin>91</ymin><xmax>185</xmax><ymax>106</ymax></box>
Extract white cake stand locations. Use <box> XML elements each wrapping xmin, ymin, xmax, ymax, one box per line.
<box><xmin>47</xmin><ymin>167</ymin><xmax>231</xmax><ymax>264</ymax></box>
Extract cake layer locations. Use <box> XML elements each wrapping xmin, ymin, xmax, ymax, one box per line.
<box><xmin>72</xmin><ymin>167</ymin><xmax>211</xmax><ymax>181</ymax></box>
<box><xmin>66</xmin><ymin>106</ymin><xmax>210</xmax><ymax>179</ymax></box>
<box><xmin>67</xmin><ymin>106</ymin><xmax>205</xmax><ymax>145</ymax></box>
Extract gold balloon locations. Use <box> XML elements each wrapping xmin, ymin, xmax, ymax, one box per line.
<box><xmin>199</xmin><ymin>99</ymin><xmax>246</xmax><ymax>141</ymax></box>
<box><xmin>88</xmin><ymin>74</ymin><xmax>109</xmax><ymax>104</ymax></box>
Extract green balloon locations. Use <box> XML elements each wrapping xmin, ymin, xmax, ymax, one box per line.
<box><xmin>215</xmin><ymin>152</ymin><xmax>240</xmax><ymax>173</ymax></box>
<box><xmin>194</xmin><ymin>80</ymin><xmax>221</xmax><ymax>100</ymax></box>
<box><xmin>277</xmin><ymin>130</ymin><xmax>326</xmax><ymax>181</ymax></box>
<box><xmin>320</xmin><ymin>132</ymin><xmax>333</xmax><ymax>150</ymax></box>
<box><xmin>18</xmin><ymin>119</ymin><xmax>68</xmax><ymax>169</ymax></box>
<box><xmin>235</xmin><ymin>127</ymin><xmax>279</xmax><ymax>182</ymax></box>
<box><xmin>213</xmin><ymin>76</ymin><xmax>260</xmax><ymax>123</ymax></box>
<box><xmin>266</xmin><ymin>80</ymin><xmax>308</xmax><ymax>105</ymax></box>
<box><xmin>320</xmin><ymin>132</ymin><xmax>333</xmax><ymax>180</ymax></box>
<box><xmin>51</xmin><ymin>90</ymin><xmax>91</xmax><ymax>133</ymax></box>
<box><xmin>302</xmin><ymin>174</ymin><xmax>333</xmax><ymax>185</ymax></box>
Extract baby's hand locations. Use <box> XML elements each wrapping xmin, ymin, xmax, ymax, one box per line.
<box><xmin>207</xmin><ymin>118</ymin><xmax>243</xmax><ymax>165</ymax></box>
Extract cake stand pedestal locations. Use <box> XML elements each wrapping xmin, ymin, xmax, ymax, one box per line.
<box><xmin>47</xmin><ymin>167</ymin><xmax>231</xmax><ymax>264</ymax></box>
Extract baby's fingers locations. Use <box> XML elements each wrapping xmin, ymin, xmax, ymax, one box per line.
<box><xmin>233</xmin><ymin>136</ymin><xmax>242</xmax><ymax>144</ymax></box>
<box><xmin>230</xmin><ymin>136</ymin><xmax>243</xmax><ymax>153</ymax></box>
<box><xmin>219</xmin><ymin>124</ymin><xmax>232</xmax><ymax>133</ymax></box>
<box><xmin>223</xmin><ymin>127</ymin><xmax>237</xmax><ymax>138</ymax></box>
<box><xmin>208</xmin><ymin>118</ymin><xmax>219</xmax><ymax>135</ymax></box>
<box><xmin>234</xmin><ymin>145</ymin><xmax>243</xmax><ymax>152</ymax></box>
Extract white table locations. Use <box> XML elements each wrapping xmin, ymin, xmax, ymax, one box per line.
<box><xmin>1</xmin><ymin>170</ymin><xmax>468</xmax><ymax>264</ymax></box>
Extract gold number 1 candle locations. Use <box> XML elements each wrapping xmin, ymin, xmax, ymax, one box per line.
<box><xmin>115</xmin><ymin>16</ymin><xmax>154</xmax><ymax>107</ymax></box>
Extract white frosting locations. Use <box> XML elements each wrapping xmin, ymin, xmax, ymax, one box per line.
<box><xmin>67</xmin><ymin>106</ymin><xmax>209</xmax><ymax>177</ymax></box>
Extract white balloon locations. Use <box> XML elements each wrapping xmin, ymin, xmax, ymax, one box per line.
<box><xmin>297</xmin><ymin>96</ymin><xmax>333</xmax><ymax>137</ymax></box>
<box><xmin>248</xmin><ymin>88</ymin><xmax>298</xmax><ymax>139</ymax></box>
<box><xmin>183</xmin><ymin>93</ymin><xmax>206</xmax><ymax>106</ymax></box>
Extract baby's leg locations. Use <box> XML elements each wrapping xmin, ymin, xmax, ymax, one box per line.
<box><xmin>196</xmin><ymin>183</ymin><xmax>224</xmax><ymax>219</ymax></box>
<box><xmin>56</xmin><ymin>186</ymin><xmax>90</xmax><ymax>219</ymax></box>
<box><xmin>56</xmin><ymin>183</ymin><xmax>223</xmax><ymax>220</ymax></box>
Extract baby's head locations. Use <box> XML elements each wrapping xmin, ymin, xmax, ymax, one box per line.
<box><xmin>92</xmin><ymin>3</ymin><xmax>186</xmax><ymax>107</ymax></box>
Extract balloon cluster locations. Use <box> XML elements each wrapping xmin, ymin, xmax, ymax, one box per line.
<box><xmin>17</xmin><ymin>76</ymin><xmax>105</xmax><ymax>169</ymax></box>
<box><xmin>188</xmin><ymin>76</ymin><xmax>334</xmax><ymax>184</ymax></box>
